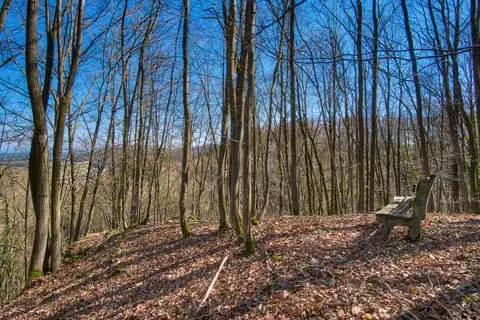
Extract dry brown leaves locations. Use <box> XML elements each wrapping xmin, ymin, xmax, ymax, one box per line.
<box><xmin>1</xmin><ymin>213</ymin><xmax>479</xmax><ymax>319</ymax></box>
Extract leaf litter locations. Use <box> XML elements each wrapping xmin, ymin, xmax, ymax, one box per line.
<box><xmin>0</xmin><ymin>213</ymin><xmax>479</xmax><ymax>319</ymax></box>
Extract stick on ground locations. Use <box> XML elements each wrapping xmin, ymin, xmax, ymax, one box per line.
<box><xmin>197</xmin><ymin>254</ymin><xmax>229</xmax><ymax>312</ymax></box>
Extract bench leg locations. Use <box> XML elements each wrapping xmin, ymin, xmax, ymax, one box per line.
<box><xmin>409</xmin><ymin>216</ymin><xmax>421</xmax><ymax>242</ymax></box>
<box><xmin>382</xmin><ymin>220</ymin><xmax>394</xmax><ymax>240</ymax></box>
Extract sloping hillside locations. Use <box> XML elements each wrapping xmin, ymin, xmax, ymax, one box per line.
<box><xmin>1</xmin><ymin>213</ymin><xmax>479</xmax><ymax>319</ymax></box>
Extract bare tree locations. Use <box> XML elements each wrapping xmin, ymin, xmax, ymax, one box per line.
<box><xmin>288</xmin><ymin>0</ymin><xmax>300</xmax><ymax>216</ymax></box>
<box><xmin>227</xmin><ymin>0</ymin><xmax>243</xmax><ymax>238</ymax></box>
<box><xmin>400</xmin><ymin>0</ymin><xmax>431</xmax><ymax>178</ymax></box>
<box><xmin>25</xmin><ymin>0</ymin><xmax>58</xmax><ymax>278</ymax></box>
<box><xmin>179</xmin><ymin>0</ymin><xmax>193</xmax><ymax>237</ymax></box>
<box><xmin>471</xmin><ymin>0</ymin><xmax>480</xmax><ymax>212</ymax></box>
<box><xmin>368</xmin><ymin>0</ymin><xmax>379</xmax><ymax>212</ymax></box>
<box><xmin>356</xmin><ymin>0</ymin><xmax>365</xmax><ymax>213</ymax></box>
<box><xmin>217</xmin><ymin>1</ymin><xmax>230</xmax><ymax>232</ymax></box>
<box><xmin>242</xmin><ymin>0</ymin><xmax>256</xmax><ymax>254</ymax></box>
<box><xmin>50</xmin><ymin>0</ymin><xmax>85</xmax><ymax>271</ymax></box>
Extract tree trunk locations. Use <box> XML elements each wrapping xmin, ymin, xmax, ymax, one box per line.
<box><xmin>400</xmin><ymin>0</ymin><xmax>430</xmax><ymax>178</ymax></box>
<box><xmin>471</xmin><ymin>0</ymin><xmax>480</xmax><ymax>212</ymax></box>
<box><xmin>217</xmin><ymin>62</ymin><xmax>229</xmax><ymax>230</ymax></box>
<box><xmin>355</xmin><ymin>0</ymin><xmax>365</xmax><ymax>213</ymax></box>
<box><xmin>368</xmin><ymin>0</ymin><xmax>379</xmax><ymax>212</ymax></box>
<box><xmin>228</xmin><ymin>0</ymin><xmax>243</xmax><ymax>239</ymax></box>
<box><xmin>50</xmin><ymin>0</ymin><xmax>85</xmax><ymax>271</ymax></box>
<box><xmin>259</xmin><ymin>8</ymin><xmax>286</xmax><ymax>219</ymax></box>
<box><xmin>288</xmin><ymin>0</ymin><xmax>300</xmax><ymax>216</ymax></box>
<box><xmin>179</xmin><ymin>0</ymin><xmax>193</xmax><ymax>237</ymax></box>
<box><xmin>26</xmin><ymin>0</ymin><xmax>55</xmax><ymax>279</ymax></box>
<box><xmin>242</xmin><ymin>0</ymin><xmax>256</xmax><ymax>254</ymax></box>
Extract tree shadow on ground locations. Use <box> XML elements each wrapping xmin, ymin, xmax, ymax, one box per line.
<box><xmin>48</xmin><ymin>260</ymin><xmax>221</xmax><ymax>319</ymax></box>
<box><xmin>6</xmin><ymin>227</ymin><xmax>232</xmax><ymax>319</ymax></box>
<box><xmin>4</xmin><ymin>215</ymin><xmax>479</xmax><ymax>319</ymax></box>
<box><xmin>213</xmin><ymin>216</ymin><xmax>480</xmax><ymax>319</ymax></box>
<box><xmin>395</xmin><ymin>275</ymin><xmax>480</xmax><ymax>319</ymax></box>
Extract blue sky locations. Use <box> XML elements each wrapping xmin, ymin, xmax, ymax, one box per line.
<box><xmin>0</xmin><ymin>0</ymin><xmax>475</xmax><ymax>155</ymax></box>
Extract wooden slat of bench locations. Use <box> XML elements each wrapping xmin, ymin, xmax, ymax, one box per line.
<box><xmin>375</xmin><ymin>198</ymin><xmax>405</xmax><ymax>215</ymax></box>
<box><xmin>375</xmin><ymin>196</ymin><xmax>414</xmax><ymax>217</ymax></box>
<box><xmin>376</xmin><ymin>214</ymin><xmax>412</xmax><ymax>226</ymax></box>
<box><xmin>390</xmin><ymin>197</ymin><xmax>415</xmax><ymax>218</ymax></box>
<box><xmin>376</xmin><ymin>203</ymin><xmax>400</xmax><ymax>215</ymax></box>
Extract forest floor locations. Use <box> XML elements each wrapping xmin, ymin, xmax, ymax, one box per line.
<box><xmin>1</xmin><ymin>213</ymin><xmax>479</xmax><ymax>319</ymax></box>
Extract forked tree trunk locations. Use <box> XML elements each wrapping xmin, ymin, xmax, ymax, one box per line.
<box><xmin>26</xmin><ymin>0</ymin><xmax>56</xmax><ymax>279</ymax></box>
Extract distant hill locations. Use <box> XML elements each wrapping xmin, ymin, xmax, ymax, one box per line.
<box><xmin>0</xmin><ymin>149</ymin><xmax>93</xmax><ymax>168</ymax></box>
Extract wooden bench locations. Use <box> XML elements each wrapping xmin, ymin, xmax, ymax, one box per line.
<box><xmin>375</xmin><ymin>175</ymin><xmax>437</xmax><ymax>241</ymax></box>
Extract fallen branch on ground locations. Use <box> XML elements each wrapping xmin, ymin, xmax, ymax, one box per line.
<box><xmin>197</xmin><ymin>254</ymin><xmax>229</xmax><ymax>312</ymax></box>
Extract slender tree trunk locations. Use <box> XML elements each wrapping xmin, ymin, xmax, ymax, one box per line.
<box><xmin>228</xmin><ymin>0</ymin><xmax>244</xmax><ymax>239</ymax></box>
<box><xmin>50</xmin><ymin>0</ymin><xmax>85</xmax><ymax>271</ymax></box>
<box><xmin>259</xmin><ymin>10</ymin><xmax>286</xmax><ymax>219</ymax></box>
<box><xmin>68</xmin><ymin>106</ymin><xmax>76</xmax><ymax>245</ymax></box>
<box><xmin>429</xmin><ymin>0</ymin><xmax>469</xmax><ymax>212</ymax></box>
<box><xmin>84</xmin><ymin>100</ymin><xmax>116</xmax><ymax>236</ymax></box>
<box><xmin>288</xmin><ymin>0</ymin><xmax>300</xmax><ymax>216</ymax></box>
<box><xmin>119</xmin><ymin>0</ymin><xmax>133</xmax><ymax>230</ymax></box>
<box><xmin>216</xmin><ymin>1</ymin><xmax>230</xmax><ymax>231</ymax></box>
<box><xmin>384</xmin><ymin>58</ymin><xmax>392</xmax><ymax>205</ymax></box>
<box><xmin>217</xmin><ymin>67</ymin><xmax>229</xmax><ymax>231</ymax></box>
<box><xmin>368</xmin><ymin>0</ymin><xmax>379</xmax><ymax>212</ymax></box>
<box><xmin>471</xmin><ymin>0</ymin><xmax>480</xmax><ymax>212</ymax></box>
<box><xmin>355</xmin><ymin>0</ymin><xmax>365</xmax><ymax>213</ymax></box>
<box><xmin>75</xmin><ymin>89</ymin><xmax>109</xmax><ymax>240</ymax></box>
<box><xmin>400</xmin><ymin>0</ymin><xmax>430</xmax><ymax>178</ymax></box>
<box><xmin>242</xmin><ymin>0</ymin><xmax>256</xmax><ymax>254</ymax></box>
<box><xmin>179</xmin><ymin>0</ymin><xmax>193</xmax><ymax>237</ymax></box>
<box><xmin>178</xmin><ymin>0</ymin><xmax>193</xmax><ymax>233</ymax></box>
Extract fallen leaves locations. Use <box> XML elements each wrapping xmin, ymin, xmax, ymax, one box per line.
<box><xmin>0</xmin><ymin>213</ymin><xmax>479</xmax><ymax>319</ymax></box>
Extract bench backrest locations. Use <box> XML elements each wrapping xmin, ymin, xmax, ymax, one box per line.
<box><xmin>412</xmin><ymin>175</ymin><xmax>437</xmax><ymax>220</ymax></box>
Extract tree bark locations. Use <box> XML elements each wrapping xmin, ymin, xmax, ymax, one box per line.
<box><xmin>26</xmin><ymin>0</ymin><xmax>56</xmax><ymax>279</ymax></box>
<box><xmin>179</xmin><ymin>0</ymin><xmax>193</xmax><ymax>237</ymax></box>
<box><xmin>50</xmin><ymin>0</ymin><xmax>85</xmax><ymax>271</ymax></box>
<box><xmin>288</xmin><ymin>0</ymin><xmax>300</xmax><ymax>216</ymax></box>
<box><xmin>400</xmin><ymin>0</ymin><xmax>430</xmax><ymax>178</ymax></box>
<box><xmin>355</xmin><ymin>0</ymin><xmax>365</xmax><ymax>213</ymax></box>
<box><xmin>368</xmin><ymin>0</ymin><xmax>379</xmax><ymax>212</ymax></box>
<box><xmin>471</xmin><ymin>0</ymin><xmax>480</xmax><ymax>212</ymax></box>
<box><xmin>228</xmin><ymin>0</ymin><xmax>244</xmax><ymax>239</ymax></box>
<box><xmin>242</xmin><ymin>0</ymin><xmax>256</xmax><ymax>254</ymax></box>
